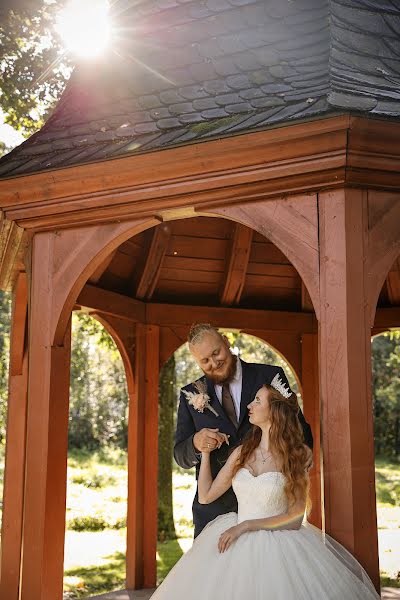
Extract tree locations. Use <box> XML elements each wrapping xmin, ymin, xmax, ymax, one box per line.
<box><xmin>0</xmin><ymin>0</ymin><xmax>69</xmax><ymax>138</ymax></box>
<box><xmin>68</xmin><ymin>313</ymin><xmax>128</xmax><ymax>451</ymax></box>
<box><xmin>0</xmin><ymin>291</ymin><xmax>11</xmax><ymax>444</ymax></box>
<box><xmin>158</xmin><ymin>355</ymin><xmax>177</xmax><ymax>541</ymax></box>
<box><xmin>372</xmin><ymin>331</ymin><xmax>400</xmax><ymax>459</ymax></box>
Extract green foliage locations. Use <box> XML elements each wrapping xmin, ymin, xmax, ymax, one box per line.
<box><xmin>375</xmin><ymin>456</ymin><xmax>400</xmax><ymax>506</ymax></box>
<box><xmin>68</xmin><ymin>515</ymin><xmax>109</xmax><ymax>532</ymax></box>
<box><xmin>372</xmin><ymin>332</ymin><xmax>400</xmax><ymax>459</ymax></box>
<box><xmin>0</xmin><ymin>291</ymin><xmax>11</xmax><ymax>445</ymax></box>
<box><xmin>0</xmin><ymin>1</ymin><xmax>70</xmax><ymax>137</ymax></box>
<box><xmin>68</xmin><ymin>313</ymin><xmax>128</xmax><ymax>451</ymax></box>
<box><xmin>71</xmin><ymin>470</ymin><xmax>117</xmax><ymax>489</ymax></box>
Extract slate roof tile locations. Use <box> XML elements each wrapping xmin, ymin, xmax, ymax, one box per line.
<box><xmin>1</xmin><ymin>0</ymin><xmax>400</xmax><ymax>179</ymax></box>
<box><xmin>157</xmin><ymin>117</ymin><xmax>183</xmax><ymax>129</ymax></box>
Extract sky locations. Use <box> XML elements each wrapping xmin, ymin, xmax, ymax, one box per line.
<box><xmin>0</xmin><ymin>111</ymin><xmax>25</xmax><ymax>153</ymax></box>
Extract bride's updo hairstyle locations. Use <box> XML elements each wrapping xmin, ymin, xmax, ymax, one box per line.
<box><xmin>233</xmin><ymin>384</ymin><xmax>311</xmax><ymax>512</ymax></box>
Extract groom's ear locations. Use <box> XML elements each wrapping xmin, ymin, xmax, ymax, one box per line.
<box><xmin>222</xmin><ymin>334</ymin><xmax>230</xmax><ymax>348</ymax></box>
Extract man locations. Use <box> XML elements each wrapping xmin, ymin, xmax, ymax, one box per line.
<box><xmin>174</xmin><ymin>323</ymin><xmax>313</xmax><ymax>537</ymax></box>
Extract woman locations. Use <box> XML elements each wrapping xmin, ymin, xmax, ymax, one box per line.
<box><xmin>151</xmin><ymin>383</ymin><xmax>380</xmax><ymax>599</ymax></box>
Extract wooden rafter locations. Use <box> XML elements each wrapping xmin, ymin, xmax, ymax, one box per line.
<box><xmin>386</xmin><ymin>258</ymin><xmax>400</xmax><ymax>306</ymax></box>
<box><xmin>220</xmin><ymin>224</ymin><xmax>253</xmax><ymax>306</ymax></box>
<box><xmin>136</xmin><ymin>224</ymin><xmax>170</xmax><ymax>300</ymax></box>
<box><xmin>88</xmin><ymin>249</ymin><xmax>117</xmax><ymax>284</ymax></box>
<box><xmin>301</xmin><ymin>281</ymin><xmax>314</xmax><ymax>312</ymax></box>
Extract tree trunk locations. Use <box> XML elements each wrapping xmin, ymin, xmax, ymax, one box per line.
<box><xmin>158</xmin><ymin>354</ymin><xmax>177</xmax><ymax>540</ymax></box>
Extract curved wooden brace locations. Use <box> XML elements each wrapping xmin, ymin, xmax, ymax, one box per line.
<box><xmin>367</xmin><ymin>193</ymin><xmax>400</xmax><ymax>326</ymax></box>
<box><xmin>201</xmin><ymin>195</ymin><xmax>319</xmax><ymax>319</ymax></box>
<box><xmin>42</xmin><ymin>217</ymin><xmax>160</xmax><ymax>346</ymax></box>
<box><xmin>89</xmin><ymin>313</ymin><xmax>135</xmax><ymax>397</ymax></box>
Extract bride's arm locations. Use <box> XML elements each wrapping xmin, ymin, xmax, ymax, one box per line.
<box><xmin>198</xmin><ymin>446</ymin><xmax>241</xmax><ymax>504</ymax></box>
<box><xmin>241</xmin><ymin>488</ymin><xmax>306</xmax><ymax>532</ymax></box>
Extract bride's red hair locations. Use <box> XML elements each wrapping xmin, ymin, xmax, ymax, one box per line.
<box><xmin>232</xmin><ymin>384</ymin><xmax>311</xmax><ymax>512</ymax></box>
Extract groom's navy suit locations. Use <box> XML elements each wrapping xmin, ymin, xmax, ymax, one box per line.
<box><xmin>174</xmin><ymin>360</ymin><xmax>313</xmax><ymax>537</ymax></box>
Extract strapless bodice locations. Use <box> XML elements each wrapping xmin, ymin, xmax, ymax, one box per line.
<box><xmin>232</xmin><ymin>468</ymin><xmax>288</xmax><ymax>523</ymax></box>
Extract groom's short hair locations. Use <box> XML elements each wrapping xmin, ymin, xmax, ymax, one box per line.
<box><xmin>188</xmin><ymin>323</ymin><xmax>221</xmax><ymax>346</ymax></box>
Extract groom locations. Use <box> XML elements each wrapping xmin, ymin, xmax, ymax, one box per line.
<box><xmin>174</xmin><ymin>323</ymin><xmax>313</xmax><ymax>537</ymax></box>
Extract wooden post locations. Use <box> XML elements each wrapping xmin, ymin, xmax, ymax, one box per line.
<box><xmin>19</xmin><ymin>233</ymin><xmax>72</xmax><ymax>600</ymax></box>
<box><xmin>301</xmin><ymin>333</ymin><xmax>321</xmax><ymax>529</ymax></box>
<box><xmin>318</xmin><ymin>190</ymin><xmax>379</xmax><ymax>590</ymax></box>
<box><xmin>0</xmin><ymin>273</ymin><xmax>28</xmax><ymax>600</ymax></box>
<box><xmin>126</xmin><ymin>323</ymin><xmax>160</xmax><ymax>589</ymax></box>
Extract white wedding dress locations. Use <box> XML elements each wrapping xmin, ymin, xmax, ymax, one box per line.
<box><xmin>151</xmin><ymin>468</ymin><xmax>380</xmax><ymax>599</ymax></box>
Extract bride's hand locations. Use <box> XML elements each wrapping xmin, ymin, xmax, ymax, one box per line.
<box><xmin>218</xmin><ymin>523</ymin><xmax>246</xmax><ymax>553</ymax></box>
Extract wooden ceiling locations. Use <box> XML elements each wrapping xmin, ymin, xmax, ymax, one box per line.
<box><xmin>87</xmin><ymin>216</ymin><xmax>399</xmax><ymax>313</ymax></box>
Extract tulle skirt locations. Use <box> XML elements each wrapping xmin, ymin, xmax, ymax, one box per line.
<box><xmin>151</xmin><ymin>513</ymin><xmax>380</xmax><ymax>600</ymax></box>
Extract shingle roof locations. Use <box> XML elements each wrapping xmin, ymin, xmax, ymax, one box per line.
<box><xmin>1</xmin><ymin>0</ymin><xmax>400</xmax><ymax>179</ymax></box>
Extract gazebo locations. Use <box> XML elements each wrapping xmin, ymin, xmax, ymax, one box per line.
<box><xmin>0</xmin><ymin>1</ymin><xmax>400</xmax><ymax>599</ymax></box>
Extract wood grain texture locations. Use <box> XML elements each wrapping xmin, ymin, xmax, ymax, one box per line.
<box><xmin>220</xmin><ymin>224</ymin><xmax>253</xmax><ymax>305</ymax></box>
<box><xmin>318</xmin><ymin>189</ymin><xmax>379</xmax><ymax>589</ymax></box>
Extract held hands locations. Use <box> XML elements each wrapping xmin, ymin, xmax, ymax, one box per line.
<box><xmin>218</xmin><ymin>522</ymin><xmax>247</xmax><ymax>553</ymax></box>
<box><xmin>193</xmin><ymin>428</ymin><xmax>230</xmax><ymax>453</ymax></box>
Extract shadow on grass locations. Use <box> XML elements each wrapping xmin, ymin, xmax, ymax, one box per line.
<box><xmin>375</xmin><ymin>470</ymin><xmax>400</xmax><ymax>506</ymax></box>
<box><xmin>64</xmin><ymin>540</ymin><xmax>184</xmax><ymax>598</ymax></box>
<box><xmin>64</xmin><ymin>551</ymin><xmax>125</xmax><ymax>598</ymax></box>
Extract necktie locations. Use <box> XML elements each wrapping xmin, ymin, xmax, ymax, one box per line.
<box><xmin>222</xmin><ymin>383</ymin><xmax>238</xmax><ymax>428</ymax></box>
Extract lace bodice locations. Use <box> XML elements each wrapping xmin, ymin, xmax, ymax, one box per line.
<box><xmin>232</xmin><ymin>468</ymin><xmax>288</xmax><ymax>523</ymax></box>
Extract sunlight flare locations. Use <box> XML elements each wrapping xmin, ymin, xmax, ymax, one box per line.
<box><xmin>56</xmin><ymin>0</ymin><xmax>111</xmax><ymax>58</ymax></box>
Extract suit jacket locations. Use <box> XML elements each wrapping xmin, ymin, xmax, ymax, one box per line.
<box><xmin>174</xmin><ymin>360</ymin><xmax>313</xmax><ymax>536</ymax></box>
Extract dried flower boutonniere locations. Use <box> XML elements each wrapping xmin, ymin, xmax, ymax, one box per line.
<box><xmin>183</xmin><ymin>380</ymin><xmax>219</xmax><ymax>416</ymax></box>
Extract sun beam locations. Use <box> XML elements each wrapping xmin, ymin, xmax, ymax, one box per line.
<box><xmin>56</xmin><ymin>0</ymin><xmax>111</xmax><ymax>59</ymax></box>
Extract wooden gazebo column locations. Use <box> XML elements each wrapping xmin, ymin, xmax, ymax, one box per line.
<box><xmin>19</xmin><ymin>233</ymin><xmax>72</xmax><ymax>600</ymax></box>
<box><xmin>91</xmin><ymin>313</ymin><xmax>160</xmax><ymax>590</ymax></box>
<box><xmin>301</xmin><ymin>332</ymin><xmax>321</xmax><ymax>529</ymax></box>
<box><xmin>0</xmin><ymin>273</ymin><xmax>28</xmax><ymax>600</ymax></box>
<box><xmin>318</xmin><ymin>190</ymin><xmax>379</xmax><ymax>588</ymax></box>
<box><xmin>127</xmin><ymin>322</ymin><xmax>160</xmax><ymax>589</ymax></box>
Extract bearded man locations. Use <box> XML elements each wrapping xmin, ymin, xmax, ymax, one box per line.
<box><xmin>174</xmin><ymin>323</ymin><xmax>313</xmax><ymax>537</ymax></box>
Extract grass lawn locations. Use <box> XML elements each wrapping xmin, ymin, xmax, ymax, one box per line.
<box><xmin>63</xmin><ymin>450</ymin><xmax>195</xmax><ymax>598</ymax></box>
<box><xmin>375</xmin><ymin>457</ymin><xmax>400</xmax><ymax>588</ymax></box>
<box><xmin>1</xmin><ymin>448</ymin><xmax>399</xmax><ymax>597</ymax></box>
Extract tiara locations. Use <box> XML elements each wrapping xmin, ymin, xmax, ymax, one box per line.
<box><xmin>270</xmin><ymin>373</ymin><xmax>292</xmax><ymax>399</ymax></box>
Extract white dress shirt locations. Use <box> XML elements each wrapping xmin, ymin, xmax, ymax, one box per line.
<box><xmin>214</xmin><ymin>358</ymin><xmax>242</xmax><ymax>420</ymax></box>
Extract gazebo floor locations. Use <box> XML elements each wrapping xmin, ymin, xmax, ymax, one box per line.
<box><xmin>85</xmin><ymin>588</ymin><xmax>400</xmax><ymax>599</ymax></box>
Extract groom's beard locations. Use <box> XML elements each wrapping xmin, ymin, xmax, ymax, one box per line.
<box><xmin>203</xmin><ymin>354</ymin><xmax>237</xmax><ymax>385</ymax></box>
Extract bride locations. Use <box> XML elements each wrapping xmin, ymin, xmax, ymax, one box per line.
<box><xmin>151</xmin><ymin>382</ymin><xmax>380</xmax><ymax>599</ymax></box>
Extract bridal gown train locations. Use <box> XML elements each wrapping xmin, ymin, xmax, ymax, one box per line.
<box><xmin>151</xmin><ymin>468</ymin><xmax>380</xmax><ymax>600</ymax></box>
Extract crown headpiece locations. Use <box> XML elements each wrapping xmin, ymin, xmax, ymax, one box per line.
<box><xmin>270</xmin><ymin>373</ymin><xmax>293</xmax><ymax>399</ymax></box>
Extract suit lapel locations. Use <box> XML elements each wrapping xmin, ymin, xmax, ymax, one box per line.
<box><xmin>238</xmin><ymin>360</ymin><xmax>254</xmax><ymax>429</ymax></box>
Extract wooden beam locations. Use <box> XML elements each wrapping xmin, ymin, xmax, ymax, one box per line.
<box><xmin>77</xmin><ymin>284</ymin><xmax>145</xmax><ymax>322</ymax></box>
<box><xmin>0</xmin><ymin>273</ymin><xmax>28</xmax><ymax>600</ymax></box>
<box><xmin>0</xmin><ymin>216</ymin><xmax>25</xmax><ymax>291</ymax></box>
<box><xmin>301</xmin><ymin>281</ymin><xmax>314</xmax><ymax>312</ymax></box>
<box><xmin>136</xmin><ymin>224</ymin><xmax>170</xmax><ymax>300</ymax></box>
<box><xmin>76</xmin><ymin>283</ymin><xmax>317</xmax><ymax>333</ymax></box>
<box><xmin>88</xmin><ymin>249</ymin><xmax>117</xmax><ymax>284</ymax></box>
<box><xmin>126</xmin><ymin>324</ymin><xmax>159</xmax><ymax>590</ymax></box>
<box><xmin>373</xmin><ymin>306</ymin><xmax>400</xmax><ymax>331</ymax></box>
<box><xmin>220</xmin><ymin>223</ymin><xmax>252</xmax><ymax>305</ymax></box>
<box><xmin>386</xmin><ymin>258</ymin><xmax>400</xmax><ymax>306</ymax></box>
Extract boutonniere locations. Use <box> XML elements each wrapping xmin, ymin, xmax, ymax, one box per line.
<box><xmin>183</xmin><ymin>380</ymin><xmax>219</xmax><ymax>416</ymax></box>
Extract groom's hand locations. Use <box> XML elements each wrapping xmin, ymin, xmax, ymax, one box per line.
<box><xmin>193</xmin><ymin>428</ymin><xmax>229</xmax><ymax>453</ymax></box>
